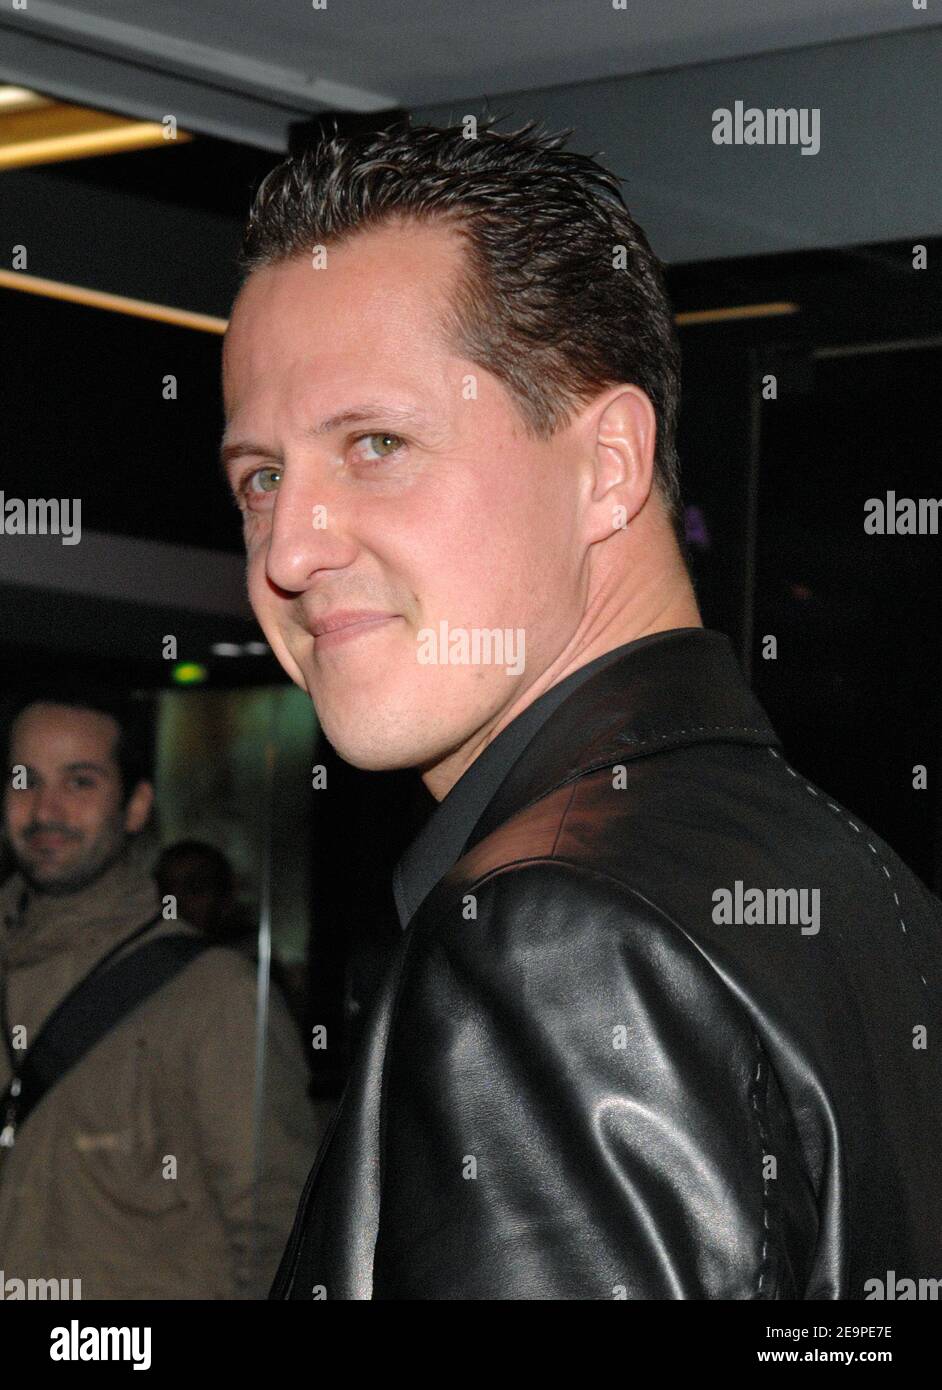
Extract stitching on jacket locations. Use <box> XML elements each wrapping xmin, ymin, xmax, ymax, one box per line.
<box><xmin>766</xmin><ymin>747</ymin><xmax>930</xmax><ymax>992</ymax></box>
<box><xmin>617</xmin><ymin>723</ymin><xmax>769</xmax><ymax>747</ymax></box>
<box><xmin>750</xmin><ymin>1034</ymin><xmax>775</xmax><ymax>1298</ymax></box>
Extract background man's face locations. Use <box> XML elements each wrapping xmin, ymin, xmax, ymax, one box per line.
<box><xmin>223</xmin><ymin>221</ymin><xmax>588</xmax><ymax>776</ymax></box>
<box><xmin>155</xmin><ymin>851</ymin><xmax>233</xmax><ymax>937</ymax></box>
<box><xmin>3</xmin><ymin>703</ymin><xmax>148</xmax><ymax>894</ymax></box>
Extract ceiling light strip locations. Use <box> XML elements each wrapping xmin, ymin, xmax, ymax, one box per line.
<box><xmin>0</xmin><ymin>121</ymin><xmax>180</xmax><ymax>169</ymax></box>
<box><xmin>814</xmin><ymin>335</ymin><xmax>942</xmax><ymax>360</ymax></box>
<box><xmin>675</xmin><ymin>302</ymin><xmax>799</xmax><ymax>325</ymax></box>
<box><xmin>0</xmin><ymin>269</ymin><xmax>227</xmax><ymax>334</ymax></box>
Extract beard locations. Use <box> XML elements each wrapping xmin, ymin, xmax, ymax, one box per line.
<box><xmin>11</xmin><ymin>825</ymin><xmax>128</xmax><ymax>897</ymax></box>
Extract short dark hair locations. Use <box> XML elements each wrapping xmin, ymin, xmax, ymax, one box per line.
<box><xmin>155</xmin><ymin>840</ymin><xmax>234</xmax><ymax>898</ymax></box>
<box><xmin>239</xmin><ymin>116</ymin><xmax>685</xmax><ymax>548</ymax></box>
<box><xmin>3</xmin><ymin>686</ymin><xmax>154</xmax><ymax>805</ymax></box>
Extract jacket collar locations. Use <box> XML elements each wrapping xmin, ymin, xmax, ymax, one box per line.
<box><xmin>462</xmin><ymin>626</ymin><xmax>781</xmax><ymax>855</ymax></box>
<box><xmin>0</xmin><ymin>841</ymin><xmax>161</xmax><ymax>969</ymax></box>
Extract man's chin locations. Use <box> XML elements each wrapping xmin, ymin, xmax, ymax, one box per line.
<box><xmin>15</xmin><ymin>847</ymin><xmax>115</xmax><ymax>896</ymax></box>
<box><xmin>318</xmin><ymin>716</ymin><xmax>428</xmax><ymax>774</ymax></box>
<box><xmin>327</xmin><ymin>740</ymin><xmax>418</xmax><ymax>774</ymax></box>
<box><xmin>19</xmin><ymin>863</ymin><xmax>88</xmax><ymax>895</ymax></box>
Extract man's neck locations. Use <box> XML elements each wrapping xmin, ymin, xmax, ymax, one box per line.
<box><xmin>422</xmin><ymin>585</ymin><xmax>703</xmax><ymax>802</ymax></box>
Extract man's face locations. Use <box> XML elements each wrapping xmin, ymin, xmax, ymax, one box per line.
<box><xmin>155</xmin><ymin>853</ymin><xmax>232</xmax><ymax>937</ymax></box>
<box><xmin>3</xmin><ymin>703</ymin><xmax>151</xmax><ymax>894</ymax></box>
<box><xmin>222</xmin><ymin>221</ymin><xmax>587</xmax><ymax>778</ymax></box>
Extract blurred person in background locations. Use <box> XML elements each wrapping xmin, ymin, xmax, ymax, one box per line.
<box><xmin>155</xmin><ymin>839</ymin><xmax>243</xmax><ymax>943</ymax></box>
<box><xmin>155</xmin><ymin>838</ymin><xmax>308</xmax><ymax>1026</ymax></box>
<box><xmin>0</xmin><ymin>688</ymin><xmax>322</xmax><ymax>1298</ymax></box>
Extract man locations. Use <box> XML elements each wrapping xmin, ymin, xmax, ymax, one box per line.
<box><xmin>155</xmin><ymin>839</ymin><xmax>241</xmax><ymax>942</ymax></box>
<box><xmin>155</xmin><ymin>838</ymin><xmax>308</xmax><ymax>1025</ymax></box>
<box><xmin>0</xmin><ymin>691</ymin><xmax>320</xmax><ymax>1298</ymax></box>
<box><xmin>222</xmin><ymin>119</ymin><xmax>942</xmax><ymax>1299</ymax></box>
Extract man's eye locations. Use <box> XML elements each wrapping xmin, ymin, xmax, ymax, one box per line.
<box><xmin>354</xmin><ymin>432</ymin><xmax>405</xmax><ymax>464</ymax></box>
<box><xmin>241</xmin><ymin>466</ymin><xmax>282</xmax><ymax>500</ymax></box>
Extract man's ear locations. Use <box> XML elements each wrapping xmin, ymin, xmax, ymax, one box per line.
<box><xmin>124</xmin><ymin>779</ymin><xmax>155</xmax><ymax>835</ymax></box>
<box><xmin>586</xmin><ymin>386</ymin><xmax>657</xmax><ymax>537</ymax></box>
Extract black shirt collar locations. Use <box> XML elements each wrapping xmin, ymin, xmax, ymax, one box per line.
<box><xmin>392</xmin><ymin>630</ymin><xmax>701</xmax><ymax>930</ymax></box>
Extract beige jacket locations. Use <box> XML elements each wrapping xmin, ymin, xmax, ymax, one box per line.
<box><xmin>0</xmin><ymin>846</ymin><xmax>325</xmax><ymax>1299</ymax></box>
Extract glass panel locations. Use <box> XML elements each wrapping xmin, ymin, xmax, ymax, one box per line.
<box><xmin>152</xmin><ymin>682</ymin><xmax>319</xmax><ymax>1266</ymax></box>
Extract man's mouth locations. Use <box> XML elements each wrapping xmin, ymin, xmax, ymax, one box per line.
<box><xmin>26</xmin><ymin>830</ymin><xmax>77</xmax><ymax>853</ymax></box>
<box><xmin>310</xmin><ymin>611</ymin><xmax>400</xmax><ymax>650</ymax></box>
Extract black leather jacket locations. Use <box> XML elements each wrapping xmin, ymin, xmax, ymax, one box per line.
<box><xmin>273</xmin><ymin>629</ymin><xmax>942</xmax><ymax>1299</ymax></box>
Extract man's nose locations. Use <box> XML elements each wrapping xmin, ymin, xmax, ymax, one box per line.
<box><xmin>263</xmin><ymin>470</ymin><xmax>357</xmax><ymax>594</ymax></box>
<box><xmin>30</xmin><ymin>784</ymin><xmax>66</xmax><ymax>825</ymax></box>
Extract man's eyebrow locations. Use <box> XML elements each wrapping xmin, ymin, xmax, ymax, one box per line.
<box><xmin>219</xmin><ymin>439</ymin><xmax>277</xmax><ymax>473</ymax></box>
<box><xmin>219</xmin><ymin>403</ymin><xmax>429</xmax><ymax>472</ymax></box>
<box><xmin>302</xmin><ymin>403</ymin><xmax>429</xmax><ymax>437</ymax></box>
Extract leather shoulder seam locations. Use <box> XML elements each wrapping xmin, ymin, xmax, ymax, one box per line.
<box><xmin>458</xmin><ymin>855</ymin><xmax>754</xmax><ymax>1019</ymax></box>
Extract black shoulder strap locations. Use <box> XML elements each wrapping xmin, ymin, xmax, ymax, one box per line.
<box><xmin>1</xmin><ymin>929</ymin><xmax>210</xmax><ymax>1146</ymax></box>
